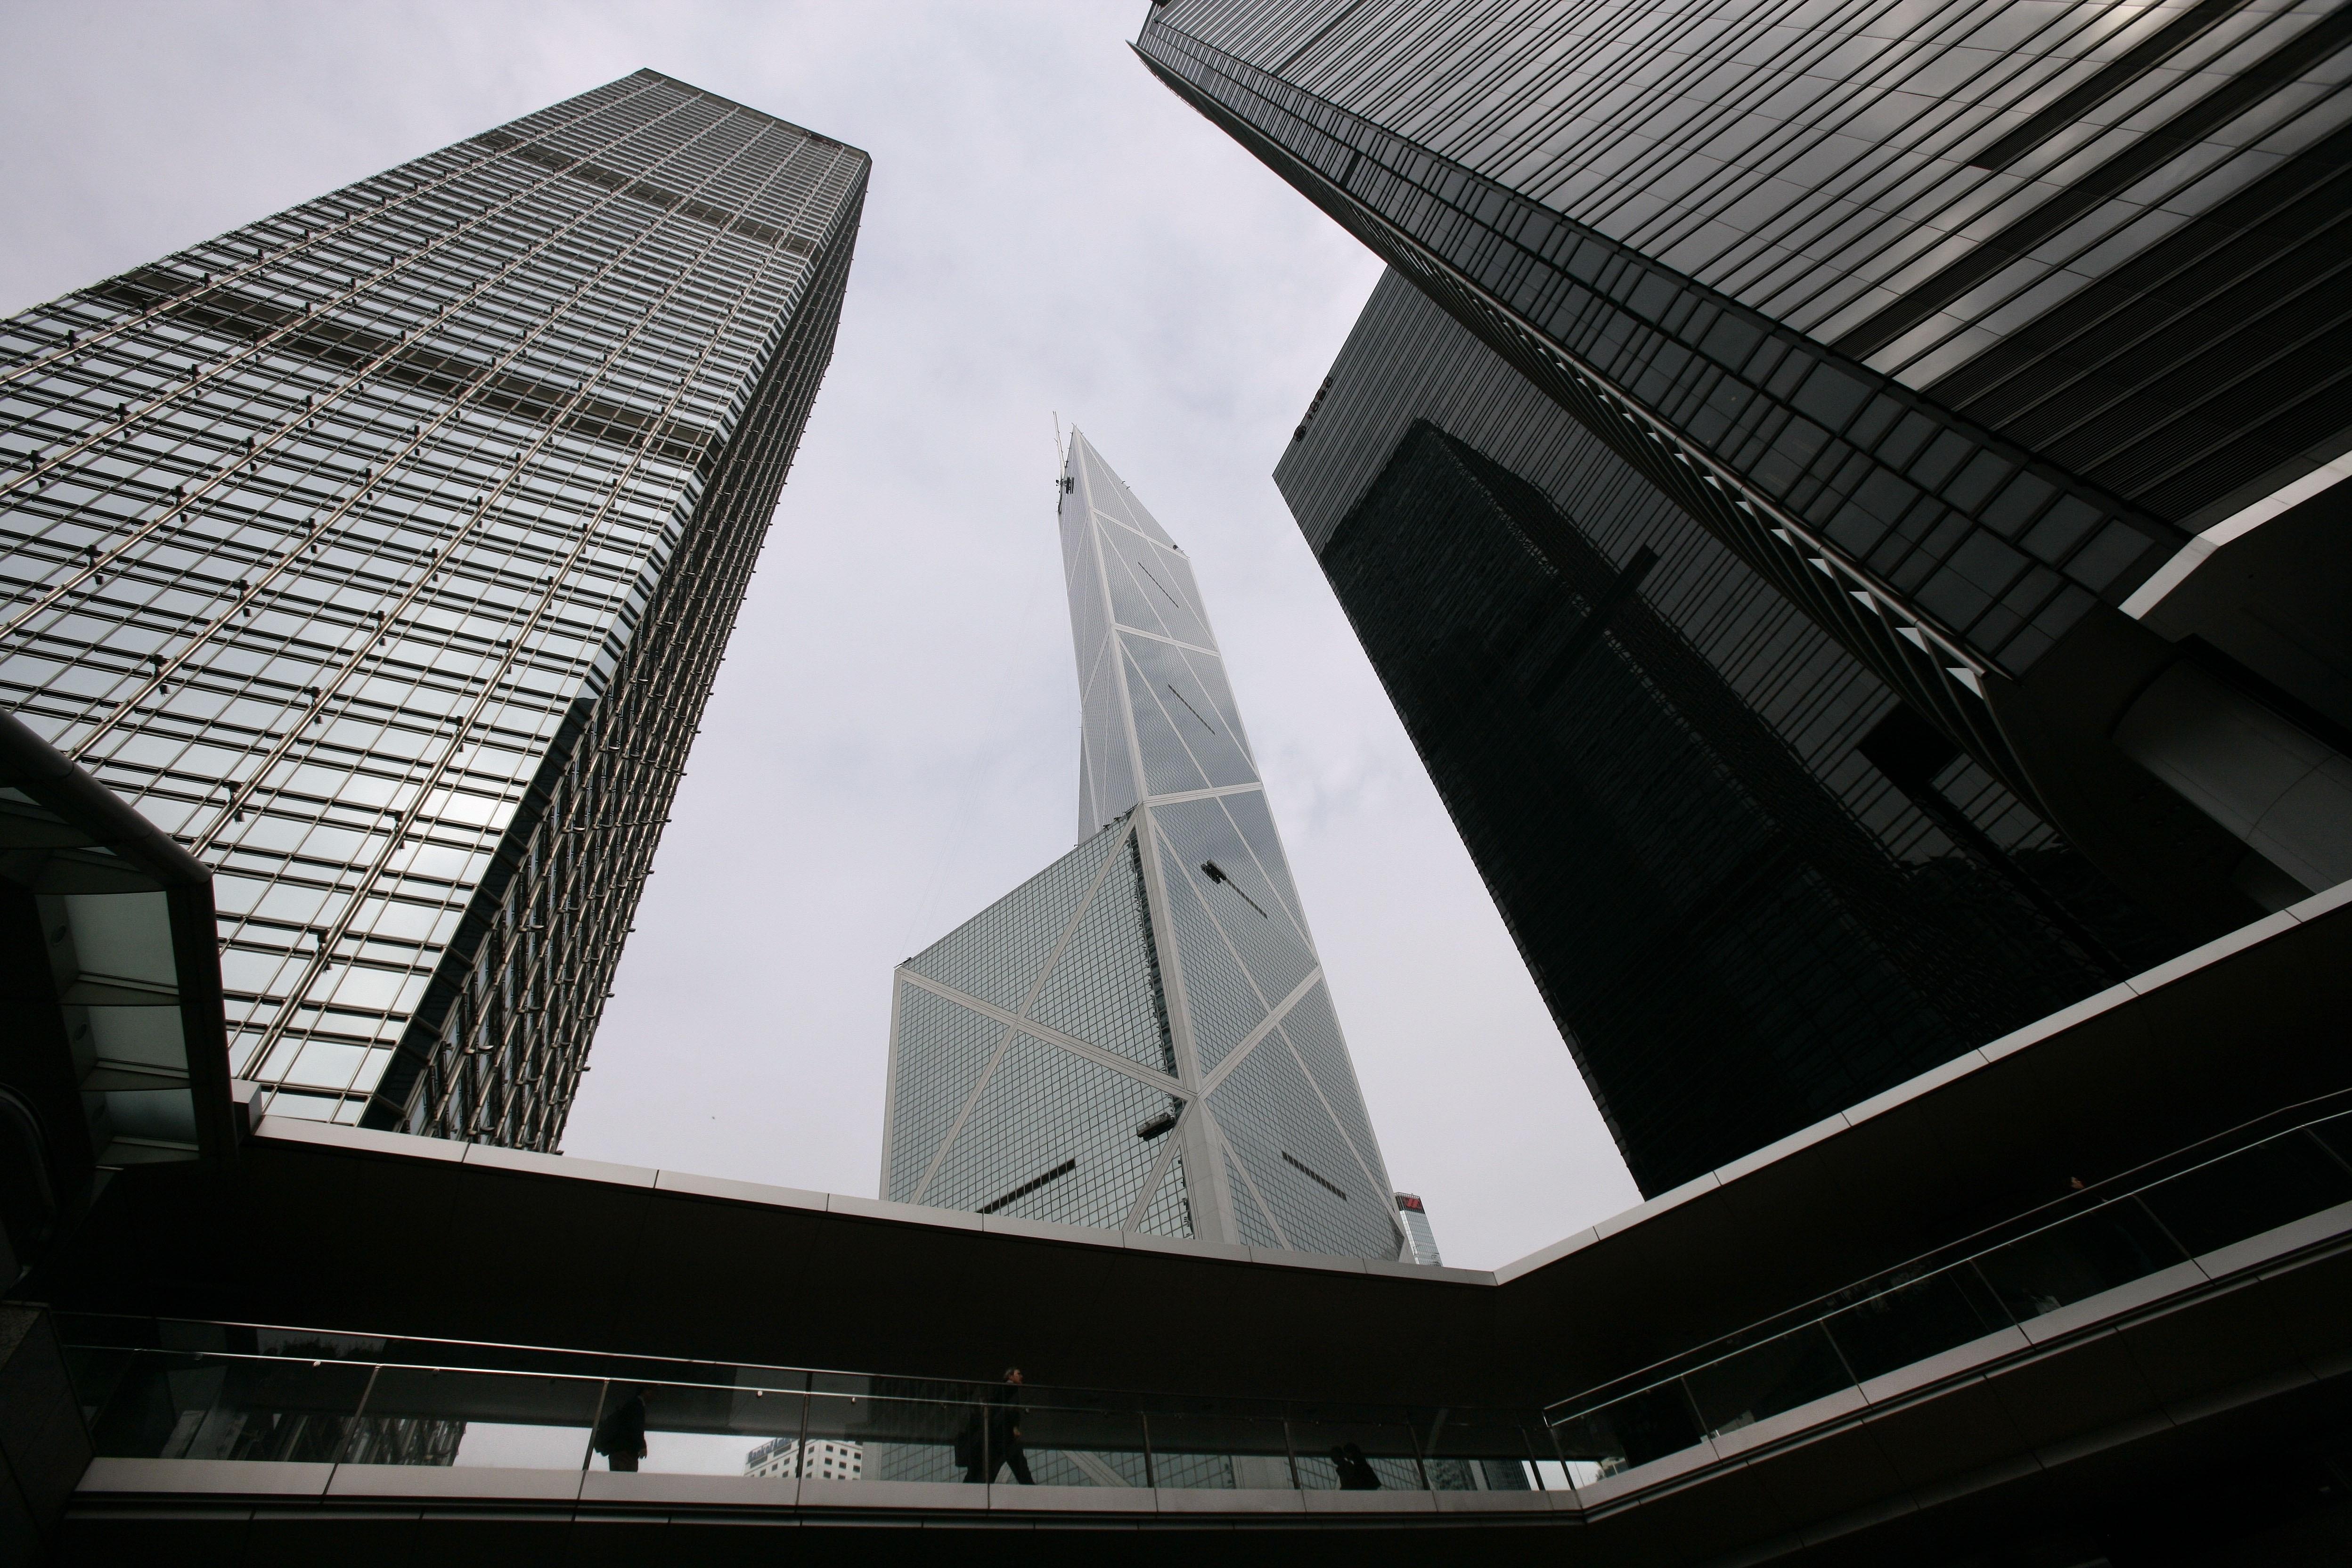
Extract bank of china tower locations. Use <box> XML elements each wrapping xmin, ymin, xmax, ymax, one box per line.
<box><xmin>881</xmin><ymin>434</ymin><xmax>1404</xmax><ymax>1262</ymax></box>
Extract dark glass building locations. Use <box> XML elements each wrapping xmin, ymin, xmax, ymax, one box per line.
<box><xmin>1281</xmin><ymin>274</ymin><xmax>2179</xmax><ymax>1194</ymax></box>
<box><xmin>0</xmin><ymin>71</ymin><xmax>868</xmax><ymax>1147</ymax></box>
<box><xmin>1139</xmin><ymin>0</ymin><xmax>2352</xmax><ymax>942</ymax></box>
<box><xmin>1141</xmin><ymin>1</ymin><xmax>2352</xmax><ymax>1189</ymax></box>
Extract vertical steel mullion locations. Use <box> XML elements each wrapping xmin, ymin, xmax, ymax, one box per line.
<box><xmin>795</xmin><ymin>1379</ymin><xmax>811</xmax><ymax>1483</ymax></box>
<box><xmin>1521</xmin><ymin>1414</ymin><xmax>1553</xmax><ymax>1494</ymax></box>
<box><xmin>1968</xmin><ymin>1258</ymin><xmax>2019</xmax><ymax>1327</ymax></box>
<box><xmin>1816</xmin><ymin>1313</ymin><xmax>1862</xmax><ymax>1394</ymax></box>
<box><xmin>1403</xmin><ymin>1413</ymin><xmax>1432</xmax><ymax>1492</ymax></box>
<box><xmin>581</xmin><ymin>1377</ymin><xmax>609</xmax><ymax>1472</ymax></box>
<box><xmin>338</xmin><ymin>1361</ymin><xmax>384</xmax><ymax>1465</ymax></box>
<box><xmin>1677</xmin><ymin>1374</ymin><xmax>1711</xmax><ymax>1446</ymax></box>
<box><xmin>2131</xmin><ymin>1192</ymin><xmax>2194</xmax><ymax>1264</ymax></box>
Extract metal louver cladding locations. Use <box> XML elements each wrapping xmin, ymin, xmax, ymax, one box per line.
<box><xmin>879</xmin><ymin>434</ymin><xmax>1405</xmax><ymax>1261</ymax></box>
<box><xmin>0</xmin><ymin>71</ymin><xmax>869</xmax><ymax>1148</ymax></box>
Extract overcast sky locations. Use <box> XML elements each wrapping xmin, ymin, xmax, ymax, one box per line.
<box><xmin>1</xmin><ymin>0</ymin><xmax>1641</xmax><ymax>1268</ymax></box>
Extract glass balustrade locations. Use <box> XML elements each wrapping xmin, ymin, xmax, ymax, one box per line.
<box><xmin>62</xmin><ymin>1331</ymin><xmax>1549</xmax><ymax>1495</ymax></box>
<box><xmin>57</xmin><ymin>1103</ymin><xmax>2352</xmax><ymax>1502</ymax></box>
<box><xmin>1547</xmin><ymin>1107</ymin><xmax>2352</xmax><ymax>1482</ymax></box>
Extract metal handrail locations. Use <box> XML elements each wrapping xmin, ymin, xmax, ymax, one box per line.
<box><xmin>1545</xmin><ymin>1087</ymin><xmax>2352</xmax><ymax>1423</ymax></box>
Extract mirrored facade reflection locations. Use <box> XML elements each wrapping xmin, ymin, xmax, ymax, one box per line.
<box><xmin>0</xmin><ymin>70</ymin><xmax>868</xmax><ymax>1146</ymax></box>
<box><xmin>1139</xmin><ymin>0</ymin><xmax>2352</xmax><ymax>946</ymax></box>
<box><xmin>881</xmin><ymin>434</ymin><xmax>1404</xmax><ymax>1262</ymax></box>
<box><xmin>1280</xmin><ymin>276</ymin><xmax>2179</xmax><ymax>1197</ymax></box>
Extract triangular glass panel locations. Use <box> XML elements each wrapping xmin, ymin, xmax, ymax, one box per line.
<box><xmin>1087</xmin><ymin>678</ymin><xmax>1138</xmax><ymax>832</ymax></box>
<box><xmin>1101</xmin><ymin>540</ymin><xmax>1171</xmax><ymax>638</ymax></box>
<box><xmin>907</xmin><ymin>820</ymin><xmax>1123</xmax><ymax>1013</ymax></box>
<box><xmin>1076</xmin><ymin>437</ymin><xmax>1180</xmax><ymax>550</ymax></box>
<box><xmin>1158</xmin><ymin>854</ymin><xmax>1267</xmax><ymax>1077</ymax></box>
<box><xmin>1153</xmin><ymin>807</ymin><xmax>1315</xmax><ymax>1002</ymax></box>
<box><xmin>1178</xmin><ymin>644</ymin><xmax>1253</xmax><ymax>760</ymax></box>
<box><xmin>1208</xmin><ymin>1036</ymin><xmax>1397</xmax><ymax>1262</ymax></box>
<box><xmin>1123</xmin><ymin>632</ymin><xmax>1257</xmax><ymax>789</ymax></box>
<box><xmin>1064</xmin><ymin>534</ymin><xmax>1113</xmax><ymax>677</ymax></box>
<box><xmin>1078</xmin><ymin>637</ymin><xmax>1133</xmax><ymax>836</ymax></box>
<box><xmin>924</xmin><ymin>1031</ymin><xmax>1174</xmax><ymax>1231</ymax></box>
<box><xmin>1275</xmin><ymin>983</ymin><xmax>1388</xmax><ymax>1195</ymax></box>
<box><xmin>1122</xmin><ymin>647</ymin><xmax>1211</xmax><ymax>797</ymax></box>
<box><xmin>1216</xmin><ymin>788</ymin><xmax>1305</xmax><ymax>931</ymax></box>
<box><xmin>886</xmin><ymin>980</ymin><xmax>1012</xmax><ymax>1202</ymax></box>
<box><xmin>1134</xmin><ymin>1152</ymin><xmax>1193</xmax><ymax>1239</ymax></box>
<box><xmin>1058</xmin><ymin>486</ymin><xmax>1099</xmax><ymax>595</ymax></box>
<box><xmin>1151</xmin><ymin>547</ymin><xmax>1210</xmax><ymax>630</ymax></box>
<box><xmin>1027</xmin><ymin>833</ymin><xmax>1176</xmax><ymax>1074</ymax></box>
<box><xmin>1221</xmin><ymin>1142</ymin><xmax>1280</xmax><ymax>1249</ymax></box>
<box><xmin>1120</xmin><ymin>545</ymin><xmax>1214</xmax><ymax>648</ymax></box>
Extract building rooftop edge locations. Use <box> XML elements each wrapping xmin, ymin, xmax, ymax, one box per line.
<box><xmin>245</xmin><ymin>874</ymin><xmax>2344</xmax><ymax>1288</ymax></box>
<box><xmin>625</xmin><ymin>68</ymin><xmax>874</xmax><ymax>162</ymax></box>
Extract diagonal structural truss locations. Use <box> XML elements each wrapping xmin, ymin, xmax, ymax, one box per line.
<box><xmin>880</xmin><ymin>434</ymin><xmax>1404</xmax><ymax>1261</ymax></box>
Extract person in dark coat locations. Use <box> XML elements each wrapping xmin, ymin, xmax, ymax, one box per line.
<box><xmin>1332</xmin><ymin>1442</ymin><xmax>1382</xmax><ymax>1490</ymax></box>
<box><xmin>591</xmin><ymin>1388</ymin><xmax>648</xmax><ymax>1472</ymax></box>
<box><xmin>959</xmin><ymin>1368</ymin><xmax>1034</xmax><ymax>1485</ymax></box>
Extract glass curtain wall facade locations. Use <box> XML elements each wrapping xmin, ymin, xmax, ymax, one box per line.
<box><xmin>881</xmin><ymin>433</ymin><xmax>1403</xmax><ymax>1264</ymax></box>
<box><xmin>0</xmin><ymin>71</ymin><xmax>868</xmax><ymax>1147</ymax></box>
<box><xmin>1281</xmin><ymin>275</ymin><xmax>2175</xmax><ymax>1195</ymax></box>
<box><xmin>1395</xmin><ymin>1193</ymin><xmax>1441</xmax><ymax>1268</ymax></box>
<box><xmin>1136</xmin><ymin>0</ymin><xmax>2352</xmax><ymax>939</ymax></box>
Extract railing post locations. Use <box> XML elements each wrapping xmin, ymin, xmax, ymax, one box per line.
<box><xmin>338</xmin><ymin>1362</ymin><xmax>382</xmax><ymax>1465</ymax></box>
<box><xmin>1817</xmin><ymin>1317</ymin><xmax>1862</xmax><ymax>1392</ymax></box>
<box><xmin>1521</xmin><ymin>1415</ymin><xmax>1553</xmax><ymax>1493</ymax></box>
<box><xmin>1968</xmin><ymin>1258</ymin><xmax>2018</xmax><ymax>1327</ymax></box>
<box><xmin>1140</xmin><ymin>1410</ymin><xmax>1155</xmax><ymax>1490</ymax></box>
<box><xmin>794</xmin><ymin>1378</ymin><xmax>810</xmax><ymax>1483</ymax></box>
<box><xmin>1677</xmin><ymin>1374</ymin><xmax>1711</xmax><ymax>1446</ymax></box>
<box><xmin>582</xmin><ymin>1378</ymin><xmax>607</xmax><ymax>1471</ymax></box>
<box><xmin>2132</xmin><ymin>1192</ymin><xmax>2194</xmax><ymax>1263</ymax></box>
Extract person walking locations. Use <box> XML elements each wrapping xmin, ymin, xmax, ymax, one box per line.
<box><xmin>1332</xmin><ymin>1442</ymin><xmax>1382</xmax><ymax>1490</ymax></box>
<box><xmin>591</xmin><ymin>1388</ymin><xmax>648</xmax><ymax>1472</ymax></box>
<box><xmin>959</xmin><ymin>1368</ymin><xmax>1034</xmax><ymax>1485</ymax></box>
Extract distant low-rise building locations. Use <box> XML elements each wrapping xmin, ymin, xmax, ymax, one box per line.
<box><xmin>1395</xmin><ymin>1192</ymin><xmax>1442</xmax><ymax>1267</ymax></box>
<box><xmin>746</xmin><ymin>1436</ymin><xmax>863</xmax><ymax>1482</ymax></box>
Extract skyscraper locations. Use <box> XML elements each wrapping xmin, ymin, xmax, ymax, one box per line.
<box><xmin>1394</xmin><ymin>1192</ymin><xmax>1440</xmax><ymax>1268</ymax></box>
<box><xmin>880</xmin><ymin>433</ymin><xmax>1403</xmax><ymax>1262</ymax></box>
<box><xmin>0</xmin><ymin>71</ymin><xmax>868</xmax><ymax>1147</ymax></box>
<box><xmin>1138</xmin><ymin>0</ymin><xmax>2351</xmax><ymax>939</ymax></box>
<box><xmin>1139</xmin><ymin>1</ymin><xmax>2351</xmax><ymax>1187</ymax></box>
<box><xmin>1278</xmin><ymin>275</ymin><xmax>2173</xmax><ymax>1194</ymax></box>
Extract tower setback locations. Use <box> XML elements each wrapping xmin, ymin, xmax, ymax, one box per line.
<box><xmin>881</xmin><ymin>433</ymin><xmax>1403</xmax><ymax>1262</ymax></box>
